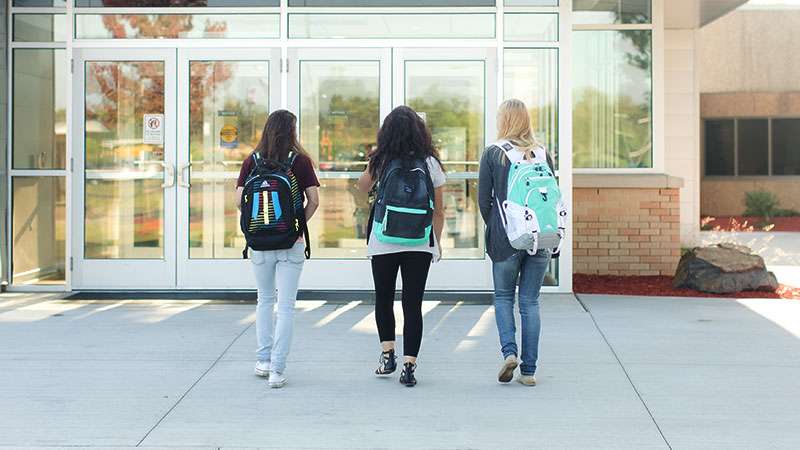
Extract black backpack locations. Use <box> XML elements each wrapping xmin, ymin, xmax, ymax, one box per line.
<box><xmin>240</xmin><ymin>152</ymin><xmax>310</xmax><ymax>259</ymax></box>
<box><xmin>367</xmin><ymin>158</ymin><xmax>435</xmax><ymax>247</ymax></box>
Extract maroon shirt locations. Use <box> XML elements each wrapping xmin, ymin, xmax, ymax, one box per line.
<box><xmin>236</xmin><ymin>152</ymin><xmax>320</xmax><ymax>190</ymax></box>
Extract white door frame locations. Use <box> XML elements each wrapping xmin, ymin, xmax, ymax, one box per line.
<box><xmin>71</xmin><ymin>48</ymin><xmax>177</xmax><ymax>290</ymax></box>
<box><xmin>175</xmin><ymin>48</ymin><xmax>281</xmax><ymax>289</ymax></box>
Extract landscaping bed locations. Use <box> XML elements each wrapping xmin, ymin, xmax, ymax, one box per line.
<box><xmin>574</xmin><ymin>274</ymin><xmax>800</xmax><ymax>299</ymax></box>
<box><xmin>702</xmin><ymin>216</ymin><xmax>800</xmax><ymax>232</ymax></box>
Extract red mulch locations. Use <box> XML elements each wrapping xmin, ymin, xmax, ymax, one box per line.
<box><xmin>574</xmin><ymin>274</ymin><xmax>800</xmax><ymax>299</ymax></box>
<box><xmin>702</xmin><ymin>216</ymin><xmax>800</xmax><ymax>232</ymax></box>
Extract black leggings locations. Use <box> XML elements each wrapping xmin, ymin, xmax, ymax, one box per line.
<box><xmin>371</xmin><ymin>251</ymin><xmax>433</xmax><ymax>358</ymax></box>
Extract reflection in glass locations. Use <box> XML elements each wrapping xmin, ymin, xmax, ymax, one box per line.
<box><xmin>13</xmin><ymin>15</ymin><xmax>67</xmax><ymax>42</ymax></box>
<box><xmin>505</xmin><ymin>0</ymin><xmax>557</xmax><ymax>5</ymax></box>
<box><xmin>289</xmin><ymin>14</ymin><xmax>495</xmax><ymax>39</ymax></box>
<box><xmin>75</xmin><ymin>0</ymin><xmax>278</xmax><ymax>5</ymax></box>
<box><xmin>573</xmin><ymin>30</ymin><xmax>652</xmax><ymax>168</ymax></box>
<box><xmin>12</xmin><ymin>177</ymin><xmax>66</xmax><ymax>285</ymax></box>
<box><xmin>504</xmin><ymin>49</ymin><xmax>559</xmax><ymax>166</ymax></box>
<box><xmin>311</xmin><ymin>178</ymin><xmax>483</xmax><ymax>259</ymax></box>
<box><xmin>406</xmin><ymin>61</ymin><xmax>485</xmax><ymax>173</ymax></box>
<box><xmin>737</xmin><ymin>119</ymin><xmax>769</xmax><ymax>176</ymax></box>
<box><xmin>299</xmin><ymin>61</ymin><xmax>380</xmax><ymax>173</ymax></box>
<box><xmin>84</xmin><ymin>61</ymin><xmax>165</xmax><ymax>259</ymax></box>
<box><xmin>574</xmin><ymin>0</ymin><xmax>651</xmax><ymax>24</ymax></box>
<box><xmin>772</xmin><ymin>119</ymin><xmax>800</xmax><ymax>175</ymax></box>
<box><xmin>13</xmin><ymin>49</ymin><xmax>67</xmax><ymax>170</ymax></box>
<box><xmin>75</xmin><ymin>14</ymin><xmax>280</xmax><ymax>39</ymax></box>
<box><xmin>290</xmin><ymin>0</ymin><xmax>493</xmax><ymax>5</ymax></box>
<box><xmin>188</xmin><ymin>60</ymin><xmax>270</xmax><ymax>259</ymax></box>
<box><xmin>504</xmin><ymin>13</ymin><xmax>558</xmax><ymax>42</ymax></box>
<box><xmin>13</xmin><ymin>1</ymin><xmax>66</xmax><ymax>5</ymax></box>
<box><xmin>704</xmin><ymin>120</ymin><xmax>735</xmax><ymax>176</ymax></box>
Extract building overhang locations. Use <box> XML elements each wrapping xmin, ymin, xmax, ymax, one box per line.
<box><xmin>666</xmin><ymin>0</ymin><xmax>750</xmax><ymax>28</ymax></box>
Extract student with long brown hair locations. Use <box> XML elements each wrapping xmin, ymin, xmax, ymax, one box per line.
<box><xmin>236</xmin><ymin>110</ymin><xmax>320</xmax><ymax>388</ymax></box>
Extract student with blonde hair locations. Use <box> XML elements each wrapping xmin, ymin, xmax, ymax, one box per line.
<box><xmin>478</xmin><ymin>99</ymin><xmax>567</xmax><ymax>386</ymax></box>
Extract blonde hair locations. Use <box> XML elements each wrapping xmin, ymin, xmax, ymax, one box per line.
<box><xmin>496</xmin><ymin>99</ymin><xmax>540</xmax><ymax>163</ymax></box>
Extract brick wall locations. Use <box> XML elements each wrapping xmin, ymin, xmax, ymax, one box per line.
<box><xmin>573</xmin><ymin>187</ymin><xmax>682</xmax><ymax>276</ymax></box>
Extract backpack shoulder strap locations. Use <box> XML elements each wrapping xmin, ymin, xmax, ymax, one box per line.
<box><xmin>287</xmin><ymin>151</ymin><xmax>298</xmax><ymax>168</ymax></box>
<box><xmin>490</xmin><ymin>140</ymin><xmax>515</xmax><ymax>154</ymax></box>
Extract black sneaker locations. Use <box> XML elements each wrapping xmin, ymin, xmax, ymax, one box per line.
<box><xmin>399</xmin><ymin>362</ymin><xmax>417</xmax><ymax>387</ymax></box>
<box><xmin>375</xmin><ymin>349</ymin><xmax>397</xmax><ymax>376</ymax></box>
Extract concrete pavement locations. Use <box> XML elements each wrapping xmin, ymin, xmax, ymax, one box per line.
<box><xmin>1</xmin><ymin>293</ymin><xmax>799</xmax><ymax>449</ymax></box>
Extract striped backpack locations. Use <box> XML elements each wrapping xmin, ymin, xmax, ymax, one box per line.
<box><xmin>240</xmin><ymin>151</ymin><xmax>310</xmax><ymax>259</ymax></box>
<box><xmin>496</xmin><ymin>140</ymin><xmax>567</xmax><ymax>255</ymax></box>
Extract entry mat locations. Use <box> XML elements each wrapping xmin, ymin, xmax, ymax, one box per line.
<box><xmin>64</xmin><ymin>290</ymin><xmax>492</xmax><ymax>304</ymax></box>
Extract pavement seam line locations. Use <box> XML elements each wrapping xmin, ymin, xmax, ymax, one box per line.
<box><xmin>135</xmin><ymin>321</ymin><xmax>254</xmax><ymax>447</ymax></box>
<box><xmin>576</xmin><ymin>294</ymin><xmax>673</xmax><ymax>450</ymax></box>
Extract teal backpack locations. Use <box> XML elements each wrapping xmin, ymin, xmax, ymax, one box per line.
<box><xmin>496</xmin><ymin>140</ymin><xmax>567</xmax><ymax>254</ymax></box>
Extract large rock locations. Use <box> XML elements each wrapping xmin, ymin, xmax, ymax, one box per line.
<box><xmin>673</xmin><ymin>243</ymin><xmax>779</xmax><ymax>294</ymax></box>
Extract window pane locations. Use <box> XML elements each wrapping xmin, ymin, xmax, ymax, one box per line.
<box><xmin>704</xmin><ymin>120</ymin><xmax>735</xmax><ymax>176</ymax></box>
<box><xmin>75</xmin><ymin>14</ymin><xmax>280</xmax><ymax>39</ymax></box>
<box><xmin>299</xmin><ymin>61</ymin><xmax>379</xmax><ymax>173</ymax></box>
<box><xmin>773</xmin><ymin>119</ymin><xmax>800</xmax><ymax>176</ymax></box>
<box><xmin>406</xmin><ymin>60</ymin><xmax>485</xmax><ymax>173</ymax></box>
<box><xmin>573</xmin><ymin>30</ymin><xmax>652</xmax><ymax>168</ymax></box>
<box><xmin>12</xmin><ymin>177</ymin><xmax>66</xmax><ymax>285</ymax></box>
<box><xmin>75</xmin><ymin>1</ymin><xmax>278</xmax><ymax>5</ymax></box>
<box><xmin>188</xmin><ymin>61</ymin><xmax>271</xmax><ymax>259</ymax></box>
<box><xmin>289</xmin><ymin>14</ymin><xmax>495</xmax><ymax>39</ymax></box>
<box><xmin>504</xmin><ymin>13</ymin><xmax>558</xmax><ymax>42</ymax></box>
<box><xmin>506</xmin><ymin>0</ymin><xmax>558</xmax><ymax>5</ymax></box>
<box><xmin>504</xmin><ymin>49</ymin><xmax>559</xmax><ymax>166</ymax></box>
<box><xmin>13</xmin><ymin>49</ymin><xmax>67</xmax><ymax>170</ymax></box>
<box><xmin>289</xmin><ymin>0</ymin><xmax>493</xmax><ymax>5</ymax></box>
<box><xmin>13</xmin><ymin>1</ymin><xmax>65</xmax><ymax>6</ymax></box>
<box><xmin>574</xmin><ymin>0</ymin><xmax>651</xmax><ymax>25</ymax></box>
<box><xmin>737</xmin><ymin>119</ymin><xmax>768</xmax><ymax>176</ymax></box>
<box><xmin>13</xmin><ymin>15</ymin><xmax>67</xmax><ymax>42</ymax></box>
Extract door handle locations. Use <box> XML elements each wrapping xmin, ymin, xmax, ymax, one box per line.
<box><xmin>179</xmin><ymin>163</ymin><xmax>192</xmax><ymax>188</ymax></box>
<box><xmin>160</xmin><ymin>162</ymin><xmax>176</xmax><ymax>188</ymax></box>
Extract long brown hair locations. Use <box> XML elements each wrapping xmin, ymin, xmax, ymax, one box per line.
<box><xmin>253</xmin><ymin>109</ymin><xmax>312</xmax><ymax>164</ymax></box>
<box><xmin>368</xmin><ymin>105</ymin><xmax>442</xmax><ymax>179</ymax></box>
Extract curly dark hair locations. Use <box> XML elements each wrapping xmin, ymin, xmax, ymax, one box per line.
<box><xmin>368</xmin><ymin>106</ymin><xmax>442</xmax><ymax>179</ymax></box>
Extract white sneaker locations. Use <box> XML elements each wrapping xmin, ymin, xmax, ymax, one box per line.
<box><xmin>498</xmin><ymin>355</ymin><xmax>519</xmax><ymax>384</ymax></box>
<box><xmin>254</xmin><ymin>361</ymin><xmax>270</xmax><ymax>377</ymax></box>
<box><xmin>268</xmin><ymin>370</ymin><xmax>287</xmax><ymax>388</ymax></box>
<box><xmin>518</xmin><ymin>374</ymin><xmax>537</xmax><ymax>386</ymax></box>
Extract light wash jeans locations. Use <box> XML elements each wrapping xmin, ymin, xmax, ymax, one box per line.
<box><xmin>252</xmin><ymin>241</ymin><xmax>305</xmax><ymax>373</ymax></box>
<box><xmin>491</xmin><ymin>249</ymin><xmax>551</xmax><ymax>376</ymax></box>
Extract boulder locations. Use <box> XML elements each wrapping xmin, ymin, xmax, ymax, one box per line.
<box><xmin>673</xmin><ymin>243</ymin><xmax>779</xmax><ymax>294</ymax></box>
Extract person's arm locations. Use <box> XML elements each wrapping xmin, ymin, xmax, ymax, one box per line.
<box><xmin>478</xmin><ymin>148</ymin><xmax>494</xmax><ymax>223</ymax></box>
<box><xmin>304</xmin><ymin>186</ymin><xmax>320</xmax><ymax>221</ymax></box>
<box><xmin>357</xmin><ymin>169</ymin><xmax>375</xmax><ymax>194</ymax></box>
<box><xmin>236</xmin><ymin>186</ymin><xmax>244</xmax><ymax>210</ymax></box>
<box><xmin>433</xmin><ymin>186</ymin><xmax>445</xmax><ymax>248</ymax></box>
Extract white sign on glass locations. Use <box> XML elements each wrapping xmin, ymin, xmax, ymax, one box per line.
<box><xmin>143</xmin><ymin>114</ymin><xmax>165</xmax><ymax>145</ymax></box>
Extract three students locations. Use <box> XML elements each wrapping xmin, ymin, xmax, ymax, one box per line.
<box><xmin>239</xmin><ymin>101</ymin><xmax>561</xmax><ymax>388</ymax></box>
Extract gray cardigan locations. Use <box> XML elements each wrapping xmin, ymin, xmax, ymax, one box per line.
<box><xmin>478</xmin><ymin>144</ymin><xmax>556</xmax><ymax>262</ymax></box>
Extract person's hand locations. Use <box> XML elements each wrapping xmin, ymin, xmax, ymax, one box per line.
<box><xmin>435</xmin><ymin>244</ymin><xmax>443</xmax><ymax>263</ymax></box>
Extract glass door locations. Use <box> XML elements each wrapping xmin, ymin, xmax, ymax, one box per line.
<box><xmin>176</xmin><ymin>48</ymin><xmax>281</xmax><ymax>288</ymax></box>
<box><xmin>71</xmin><ymin>48</ymin><xmax>177</xmax><ymax>289</ymax></box>
<box><xmin>288</xmin><ymin>48</ymin><xmax>391</xmax><ymax>290</ymax></box>
<box><xmin>394</xmin><ymin>48</ymin><xmax>497</xmax><ymax>290</ymax></box>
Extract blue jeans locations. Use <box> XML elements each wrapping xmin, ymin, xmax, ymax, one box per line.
<box><xmin>251</xmin><ymin>241</ymin><xmax>305</xmax><ymax>373</ymax></box>
<box><xmin>491</xmin><ymin>249</ymin><xmax>551</xmax><ymax>376</ymax></box>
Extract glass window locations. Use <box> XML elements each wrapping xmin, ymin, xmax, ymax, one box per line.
<box><xmin>12</xmin><ymin>177</ymin><xmax>66</xmax><ymax>285</ymax></box>
<box><xmin>289</xmin><ymin>14</ymin><xmax>495</xmax><ymax>39</ymax></box>
<box><xmin>737</xmin><ymin>119</ymin><xmax>769</xmax><ymax>176</ymax></box>
<box><xmin>574</xmin><ymin>0</ymin><xmax>651</xmax><ymax>24</ymax></box>
<box><xmin>13</xmin><ymin>15</ymin><xmax>67</xmax><ymax>42</ymax></box>
<box><xmin>75</xmin><ymin>1</ymin><xmax>279</xmax><ymax>6</ymax></box>
<box><xmin>75</xmin><ymin>14</ymin><xmax>280</xmax><ymax>39</ymax></box>
<box><xmin>506</xmin><ymin>0</ymin><xmax>558</xmax><ymax>5</ymax></box>
<box><xmin>13</xmin><ymin>49</ymin><xmax>67</xmax><ymax>170</ymax></box>
<box><xmin>188</xmin><ymin>61</ymin><xmax>271</xmax><ymax>259</ymax></box>
<box><xmin>573</xmin><ymin>30</ymin><xmax>652</xmax><ymax>168</ymax></box>
<box><xmin>289</xmin><ymin>0</ymin><xmax>493</xmax><ymax>5</ymax></box>
<box><xmin>84</xmin><ymin>61</ymin><xmax>166</xmax><ymax>259</ymax></box>
<box><xmin>299</xmin><ymin>61</ymin><xmax>380</xmax><ymax>173</ymax></box>
<box><xmin>405</xmin><ymin>60</ymin><xmax>485</xmax><ymax>173</ymax></box>
<box><xmin>13</xmin><ymin>1</ymin><xmax>66</xmax><ymax>6</ymax></box>
<box><xmin>504</xmin><ymin>14</ymin><xmax>558</xmax><ymax>42</ymax></box>
<box><xmin>504</xmin><ymin>49</ymin><xmax>559</xmax><ymax>166</ymax></box>
<box><xmin>704</xmin><ymin>120</ymin><xmax>735</xmax><ymax>176</ymax></box>
<box><xmin>772</xmin><ymin>119</ymin><xmax>800</xmax><ymax>176</ymax></box>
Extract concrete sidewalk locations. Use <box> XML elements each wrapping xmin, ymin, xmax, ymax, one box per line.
<box><xmin>1</xmin><ymin>293</ymin><xmax>798</xmax><ymax>449</ymax></box>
